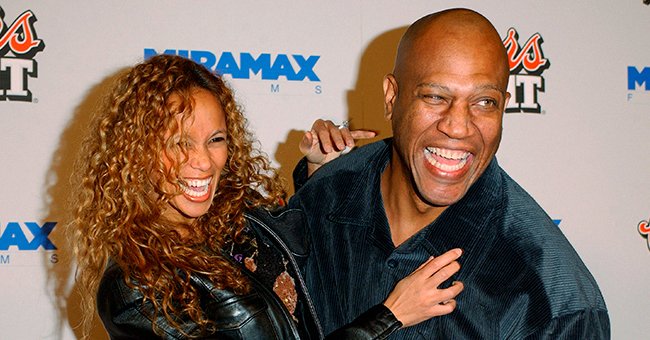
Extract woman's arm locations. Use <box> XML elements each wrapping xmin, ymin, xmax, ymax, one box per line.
<box><xmin>299</xmin><ymin>119</ymin><xmax>377</xmax><ymax>177</ymax></box>
<box><xmin>325</xmin><ymin>249</ymin><xmax>464</xmax><ymax>339</ymax></box>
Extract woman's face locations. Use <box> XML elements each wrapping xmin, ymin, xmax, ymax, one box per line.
<box><xmin>161</xmin><ymin>88</ymin><xmax>228</xmax><ymax>226</ymax></box>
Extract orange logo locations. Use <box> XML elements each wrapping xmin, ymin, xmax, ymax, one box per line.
<box><xmin>639</xmin><ymin>218</ymin><xmax>650</xmax><ymax>249</ymax></box>
<box><xmin>0</xmin><ymin>7</ymin><xmax>45</xmax><ymax>102</ymax></box>
<box><xmin>502</xmin><ymin>28</ymin><xmax>550</xmax><ymax>114</ymax></box>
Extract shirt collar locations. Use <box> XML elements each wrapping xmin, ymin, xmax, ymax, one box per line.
<box><xmin>421</xmin><ymin>158</ymin><xmax>502</xmax><ymax>252</ymax></box>
<box><xmin>325</xmin><ymin>139</ymin><xmax>503</xmax><ymax>259</ymax></box>
<box><xmin>327</xmin><ymin>139</ymin><xmax>501</xmax><ymax>226</ymax></box>
<box><xmin>326</xmin><ymin>140</ymin><xmax>392</xmax><ymax>226</ymax></box>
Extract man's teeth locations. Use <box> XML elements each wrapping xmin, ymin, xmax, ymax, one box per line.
<box><xmin>424</xmin><ymin>147</ymin><xmax>470</xmax><ymax>172</ymax></box>
<box><xmin>180</xmin><ymin>177</ymin><xmax>212</xmax><ymax>197</ymax></box>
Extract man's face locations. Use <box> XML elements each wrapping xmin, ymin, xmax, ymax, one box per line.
<box><xmin>384</xmin><ymin>33</ymin><xmax>510</xmax><ymax>207</ymax></box>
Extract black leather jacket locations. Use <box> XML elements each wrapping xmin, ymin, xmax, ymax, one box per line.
<box><xmin>97</xmin><ymin>208</ymin><xmax>401</xmax><ymax>339</ymax></box>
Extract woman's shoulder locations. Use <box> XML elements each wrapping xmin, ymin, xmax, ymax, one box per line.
<box><xmin>245</xmin><ymin>207</ymin><xmax>308</xmax><ymax>258</ymax></box>
<box><xmin>97</xmin><ymin>261</ymin><xmax>145</xmax><ymax>310</ymax></box>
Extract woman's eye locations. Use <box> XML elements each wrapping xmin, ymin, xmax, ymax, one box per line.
<box><xmin>209</xmin><ymin>136</ymin><xmax>225</xmax><ymax>144</ymax></box>
<box><xmin>169</xmin><ymin>138</ymin><xmax>188</xmax><ymax>148</ymax></box>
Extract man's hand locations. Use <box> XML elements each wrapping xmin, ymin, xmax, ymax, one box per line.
<box><xmin>383</xmin><ymin>248</ymin><xmax>464</xmax><ymax>327</ymax></box>
<box><xmin>299</xmin><ymin>119</ymin><xmax>376</xmax><ymax>176</ymax></box>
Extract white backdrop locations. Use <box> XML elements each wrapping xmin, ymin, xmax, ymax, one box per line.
<box><xmin>1</xmin><ymin>1</ymin><xmax>648</xmax><ymax>339</ymax></box>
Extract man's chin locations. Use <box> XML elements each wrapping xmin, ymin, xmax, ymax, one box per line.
<box><xmin>416</xmin><ymin>184</ymin><xmax>469</xmax><ymax>207</ymax></box>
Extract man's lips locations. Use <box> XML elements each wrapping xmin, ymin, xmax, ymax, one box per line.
<box><xmin>424</xmin><ymin>147</ymin><xmax>471</xmax><ymax>172</ymax></box>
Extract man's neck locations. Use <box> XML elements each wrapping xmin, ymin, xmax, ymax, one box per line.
<box><xmin>381</xmin><ymin>150</ymin><xmax>448</xmax><ymax>247</ymax></box>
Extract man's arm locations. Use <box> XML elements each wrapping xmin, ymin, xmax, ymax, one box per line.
<box><xmin>517</xmin><ymin>309</ymin><xmax>610</xmax><ymax>340</ymax></box>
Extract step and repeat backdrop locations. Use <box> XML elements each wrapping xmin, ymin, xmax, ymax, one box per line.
<box><xmin>1</xmin><ymin>1</ymin><xmax>648</xmax><ymax>339</ymax></box>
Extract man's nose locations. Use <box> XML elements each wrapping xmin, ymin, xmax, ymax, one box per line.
<box><xmin>437</xmin><ymin>102</ymin><xmax>471</xmax><ymax>139</ymax></box>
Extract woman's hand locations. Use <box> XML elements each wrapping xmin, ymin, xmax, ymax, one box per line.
<box><xmin>383</xmin><ymin>248</ymin><xmax>464</xmax><ymax>327</ymax></box>
<box><xmin>299</xmin><ymin>119</ymin><xmax>376</xmax><ymax>176</ymax></box>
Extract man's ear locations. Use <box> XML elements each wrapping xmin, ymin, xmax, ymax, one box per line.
<box><xmin>383</xmin><ymin>74</ymin><xmax>398</xmax><ymax>121</ymax></box>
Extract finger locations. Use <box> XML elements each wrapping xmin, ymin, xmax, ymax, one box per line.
<box><xmin>310</xmin><ymin>119</ymin><xmax>327</xmax><ymax>131</ymax></box>
<box><xmin>349</xmin><ymin>130</ymin><xmax>378</xmax><ymax>141</ymax></box>
<box><xmin>427</xmin><ymin>260</ymin><xmax>461</xmax><ymax>287</ymax></box>
<box><xmin>299</xmin><ymin>131</ymin><xmax>315</xmax><ymax>155</ymax></box>
<box><xmin>414</xmin><ymin>256</ymin><xmax>435</xmax><ymax>272</ymax></box>
<box><xmin>316</xmin><ymin>122</ymin><xmax>346</xmax><ymax>152</ymax></box>
<box><xmin>416</xmin><ymin>248</ymin><xmax>462</xmax><ymax>278</ymax></box>
<box><xmin>419</xmin><ymin>280</ymin><xmax>463</xmax><ymax>305</ymax></box>
<box><xmin>339</xmin><ymin>126</ymin><xmax>356</xmax><ymax>148</ymax></box>
<box><xmin>435</xmin><ymin>281</ymin><xmax>464</xmax><ymax>301</ymax></box>
<box><xmin>430</xmin><ymin>299</ymin><xmax>457</xmax><ymax>316</ymax></box>
<box><xmin>313</xmin><ymin>120</ymin><xmax>338</xmax><ymax>153</ymax></box>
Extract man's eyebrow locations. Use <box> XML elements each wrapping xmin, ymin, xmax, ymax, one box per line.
<box><xmin>417</xmin><ymin>82</ymin><xmax>506</xmax><ymax>95</ymax></box>
<box><xmin>476</xmin><ymin>84</ymin><xmax>507</xmax><ymax>95</ymax></box>
<box><xmin>417</xmin><ymin>83</ymin><xmax>450</xmax><ymax>91</ymax></box>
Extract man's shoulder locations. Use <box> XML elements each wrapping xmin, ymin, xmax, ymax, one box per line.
<box><xmin>313</xmin><ymin>139</ymin><xmax>389</xmax><ymax>178</ymax></box>
<box><xmin>293</xmin><ymin>139</ymin><xmax>388</xmax><ymax>199</ymax></box>
<box><xmin>487</xmin><ymin>168</ymin><xmax>607</xmax><ymax>315</ymax></box>
<box><xmin>494</xmin><ymin>168</ymin><xmax>555</xmax><ymax>228</ymax></box>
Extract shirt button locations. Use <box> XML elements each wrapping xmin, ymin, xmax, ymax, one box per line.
<box><xmin>387</xmin><ymin>259</ymin><xmax>398</xmax><ymax>268</ymax></box>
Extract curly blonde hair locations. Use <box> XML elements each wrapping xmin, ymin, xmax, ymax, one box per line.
<box><xmin>69</xmin><ymin>54</ymin><xmax>286</xmax><ymax>338</ymax></box>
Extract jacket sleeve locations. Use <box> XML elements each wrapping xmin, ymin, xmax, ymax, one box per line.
<box><xmin>100</xmin><ymin>301</ymin><xmax>173</xmax><ymax>340</ymax></box>
<box><xmin>97</xmin><ymin>264</ymin><xmax>184</xmax><ymax>339</ymax></box>
<box><xmin>519</xmin><ymin>309</ymin><xmax>610</xmax><ymax>340</ymax></box>
<box><xmin>292</xmin><ymin>157</ymin><xmax>310</xmax><ymax>193</ymax></box>
<box><xmin>325</xmin><ymin>304</ymin><xmax>402</xmax><ymax>340</ymax></box>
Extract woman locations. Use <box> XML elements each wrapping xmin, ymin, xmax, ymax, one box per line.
<box><xmin>69</xmin><ymin>55</ymin><xmax>463</xmax><ymax>339</ymax></box>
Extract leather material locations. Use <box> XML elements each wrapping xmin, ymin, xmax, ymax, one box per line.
<box><xmin>97</xmin><ymin>207</ymin><xmax>401</xmax><ymax>339</ymax></box>
<box><xmin>97</xmin><ymin>208</ymin><xmax>315</xmax><ymax>339</ymax></box>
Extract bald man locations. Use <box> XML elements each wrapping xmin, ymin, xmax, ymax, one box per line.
<box><xmin>291</xmin><ymin>8</ymin><xmax>609</xmax><ymax>339</ymax></box>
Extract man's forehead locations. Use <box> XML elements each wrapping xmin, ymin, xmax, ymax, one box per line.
<box><xmin>416</xmin><ymin>82</ymin><xmax>507</xmax><ymax>95</ymax></box>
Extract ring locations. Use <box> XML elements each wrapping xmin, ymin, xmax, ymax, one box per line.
<box><xmin>338</xmin><ymin>120</ymin><xmax>352</xmax><ymax>155</ymax></box>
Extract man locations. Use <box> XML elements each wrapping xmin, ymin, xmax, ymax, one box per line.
<box><xmin>291</xmin><ymin>8</ymin><xmax>609</xmax><ymax>339</ymax></box>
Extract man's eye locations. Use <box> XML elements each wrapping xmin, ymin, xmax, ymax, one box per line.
<box><xmin>419</xmin><ymin>94</ymin><xmax>444</xmax><ymax>102</ymax></box>
<box><xmin>476</xmin><ymin>99</ymin><xmax>497</xmax><ymax>108</ymax></box>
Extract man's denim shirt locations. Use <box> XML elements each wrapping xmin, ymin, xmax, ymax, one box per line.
<box><xmin>290</xmin><ymin>139</ymin><xmax>609</xmax><ymax>339</ymax></box>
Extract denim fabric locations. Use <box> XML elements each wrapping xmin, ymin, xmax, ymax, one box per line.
<box><xmin>290</xmin><ymin>139</ymin><xmax>609</xmax><ymax>339</ymax></box>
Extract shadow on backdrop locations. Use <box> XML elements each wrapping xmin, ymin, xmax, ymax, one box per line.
<box><xmin>346</xmin><ymin>26</ymin><xmax>407</xmax><ymax>145</ymax></box>
<box><xmin>42</xmin><ymin>70</ymin><xmax>127</xmax><ymax>340</ymax></box>
<box><xmin>275</xmin><ymin>26</ymin><xmax>407</xmax><ymax>195</ymax></box>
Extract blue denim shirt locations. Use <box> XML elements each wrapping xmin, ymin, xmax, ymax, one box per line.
<box><xmin>290</xmin><ymin>139</ymin><xmax>609</xmax><ymax>339</ymax></box>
